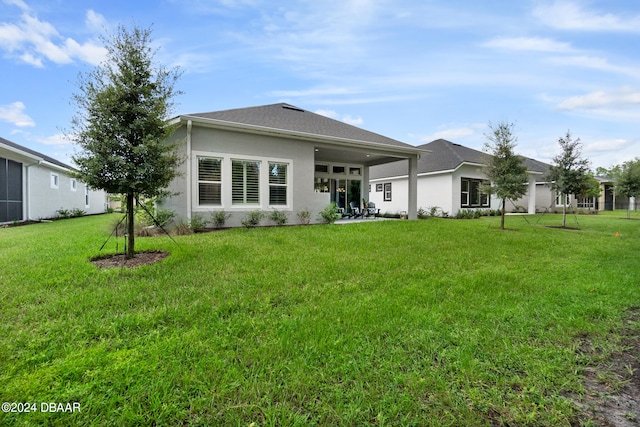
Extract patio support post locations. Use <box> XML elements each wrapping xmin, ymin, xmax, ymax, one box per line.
<box><xmin>408</xmin><ymin>155</ymin><xmax>418</xmax><ymax>220</ymax></box>
<box><xmin>527</xmin><ymin>174</ymin><xmax>536</xmax><ymax>214</ymax></box>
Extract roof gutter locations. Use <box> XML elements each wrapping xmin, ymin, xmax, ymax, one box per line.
<box><xmin>0</xmin><ymin>141</ymin><xmax>42</xmax><ymax>164</ymax></box>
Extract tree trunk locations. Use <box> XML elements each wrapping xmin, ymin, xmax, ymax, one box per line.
<box><xmin>501</xmin><ymin>198</ymin><xmax>506</xmax><ymax>230</ymax></box>
<box><xmin>562</xmin><ymin>197</ymin><xmax>567</xmax><ymax>228</ymax></box>
<box><xmin>126</xmin><ymin>191</ymin><xmax>135</xmax><ymax>259</ymax></box>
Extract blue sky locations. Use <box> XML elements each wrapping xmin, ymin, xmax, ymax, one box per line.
<box><xmin>1</xmin><ymin>0</ymin><xmax>639</xmax><ymax>170</ymax></box>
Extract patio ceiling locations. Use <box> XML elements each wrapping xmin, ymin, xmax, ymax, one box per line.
<box><xmin>313</xmin><ymin>145</ymin><xmax>413</xmax><ymax>167</ymax></box>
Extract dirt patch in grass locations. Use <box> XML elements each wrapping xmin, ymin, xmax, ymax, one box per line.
<box><xmin>91</xmin><ymin>250</ymin><xmax>169</xmax><ymax>269</ymax></box>
<box><xmin>574</xmin><ymin>308</ymin><xmax>640</xmax><ymax>426</ymax></box>
<box><xmin>546</xmin><ymin>225</ymin><xmax>581</xmax><ymax>230</ymax></box>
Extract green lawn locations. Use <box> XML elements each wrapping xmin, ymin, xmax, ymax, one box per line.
<box><xmin>1</xmin><ymin>212</ymin><xmax>639</xmax><ymax>426</ymax></box>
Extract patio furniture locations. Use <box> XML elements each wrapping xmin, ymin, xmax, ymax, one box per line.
<box><xmin>364</xmin><ymin>202</ymin><xmax>380</xmax><ymax>218</ymax></box>
<box><xmin>349</xmin><ymin>201</ymin><xmax>363</xmax><ymax>218</ymax></box>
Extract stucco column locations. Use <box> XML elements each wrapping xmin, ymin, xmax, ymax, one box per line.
<box><xmin>408</xmin><ymin>155</ymin><xmax>418</xmax><ymax>220</ymax></box>
<box><xmin>527</xmin><ymin>174</ymin><xmax>536</xmax><ymax>214</ymax></box>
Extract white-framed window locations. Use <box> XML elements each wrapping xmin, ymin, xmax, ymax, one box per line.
<box><xmin>384</xmin><ymin>182</ymin><xmax>392</xmax><ymax>201</ymax></box>
<box><xmin>461</xmin><ymin>178</ymin><xmax>490</xmax><ymax>208</ymax></box>
<box><xmin>577</xmin><ymin>197</ymin><xmax>595</xmax><ymax>209</ymax></box>
<box><xmin>192</xmin><ymin>152</ymin><xmax>291</xmax><ymax>210</ymax></box>
<box><xmin>268</xmin><ymin>162</ymin><xmax>288</xmax><ymax>206</ymax></box>
<box><xmin>556</xmin><ymin>192</ymin><xmax>571</xmax><ymax>207</ymax></box>
<box><xmin>70</xmin><ymin>179</ymin><xmax>77</xmax><ymax>191</ymax></box>
<box><xmin>84</xmin><ymin>186</ymin><xmax>90</xmax><ymax>208</ymax></box>
<box><xmin>232</xmin><ymin>159</ymin><xmax>261</xmax><ymax>205</ymax></box>
<box><xmin>50</xmin><ymin>173</ymin><xmax>59</xmax><ymax>189</ymax></box>
<box><xmin>197</xmin><ymin>156</ymin><xmax>222</xmax><ymax>206</ymax></box>
<box><xmin>461</xmin><ymin>179</ymin><xmax>469</xmax><ymax>206</ymax></box>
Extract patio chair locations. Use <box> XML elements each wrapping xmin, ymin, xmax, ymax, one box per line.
<box><xmin>364</xmin><ymin>202</ymin><xmax>380</xmax><ymax>218</ymax></box>
<box><xmin>337</xmin><ymin>202</ymin><xmax>348</xmax><ymax>218</ymax></box>
<box><xmin>349</xmin><ymin>201</ymin><xmax>363</xmax><ymax>219</ymax></box>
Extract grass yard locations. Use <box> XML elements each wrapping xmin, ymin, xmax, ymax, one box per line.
<box><xmin>1</xmin><ymin>212</ymin><xmax>639</xmax><ymax>426</ymax></box>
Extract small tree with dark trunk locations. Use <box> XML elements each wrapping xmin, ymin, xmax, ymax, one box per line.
<box><xmin>70</xmin><ymin>25</ymin><xmax>183</xmax><ymax>259</ymax></box>
<box><xmin>545</xmin><ymin>131</ymin><xmax>590</xmax><ymax>228</ymax></box>
<box><xmin>483</xmin><ymin>122</ymin><xmax>529</xmax><ymax>229</ymax></box>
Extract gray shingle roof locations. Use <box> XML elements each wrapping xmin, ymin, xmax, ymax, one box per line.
<box><xmin>0</xmin><ymin>136</ymin><xmax>73</xmax><ymax>170</ymax></box>
<box><xmin>370</xmin><ymin>139</ymin><xmax>489</xmax><ymax>178</ymax></box>
<box><xmin>186</xmin><ymin>103</ymin><xmax>414</xmax><ymax>149</ymax></box>
<box><xmin>370</xmin><ymin>138</ymin><xmax>551</xmax><ymax>180</ymax></box>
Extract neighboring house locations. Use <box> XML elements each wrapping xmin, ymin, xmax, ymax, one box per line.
<box><xmin>369</xmin><ymin>139</ymin><xmax>542</xmax><ymax>216</ymax></box>
<box><xmin>0</xmin><ymin>136</ymin><xmax>107</xmax><ymax>223</ymax></box>
<box><xmin>514</xmin><ymin>162</ymin><xmax>624</xmax><ymax>212</ymax></box>
<box><xmin>160</xmin><ymin>103</ymin><xmax>424</xmax><ymax>226</ymax></box>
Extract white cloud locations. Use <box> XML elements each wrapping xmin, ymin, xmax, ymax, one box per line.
<box><xmin>584</xmin><ymin>138</ymin><xmax>628</xmax><ymax>153</ymax></box>
<box><xmin>534</xmin><ymin>1</ymin><xmax>640</xmax><ymax>32</ymax></box>
<box><xmin>35</xmin><ymin>133</ymin><xmax>71</xmax><ymax>146</ymax></box>
<box><xmin>314</xmin><ymin>109</ymin><xmax>339</xmax><ymax>119</ymax></box>
<box><xmin>314</xmin><ymin>109</ymin><xmax>363</xmax><ymax>126</ymax></box>
<box><xmin>0</xmin><ymin>101</ymin><xmax>35</xmax><ymax>127</ymax></box>
<box><xmin>342</xmin><ymin>115</ymin><xmax>363</xmax><ymax>126</ymax></box>
<box><xmin>546</xmin><ymin>55</ymin><xmax>640</xmax><ymax>78</ymax></box>
<box><xmin>85</xmin><ymin>9</ymin><xmax>108</xmax><ymax>32</ymax></box>
<box><xmin>4</xmin><ymin>0</ymin><xmax>29</xmax><ymax>12</ymax></box>
<box><xmin>556</xmin><ymin>87</ymin><xmax>640</xmax><ymax>111</ymax></box>
<box><xmin>483</xmin><ymin>37</ymin><xmax>573</xmax><ymax>53</ymax></box>
<box><xmin>0</xmin><ymin>2</ymin><xmax>107</xmax><ymax>67</ymax></box>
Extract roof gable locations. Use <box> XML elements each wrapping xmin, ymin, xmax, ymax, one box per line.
<box><xmin>183</xmin><ymin>103</ymin><xmax>414</xmax><ymax>149</ymax></box>
<box><xmin>370</xmin><ymin>138</ymin><xmax>552</xmax><ymax>180</ymax></box>
<box><xmin>370</xmin><ymin>139</ymin><xmax>490</xmax><ymax>179</ymax></box>
<box><xmin>417</xmin><ymin>139</ymin><xmax>490</xmax><ymax>172</ymax></box>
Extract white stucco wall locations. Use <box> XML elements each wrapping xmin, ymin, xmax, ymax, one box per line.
<box><xmin>370</xmin><ymin>164</ymin><xmax>500</xmax><ymax>217</ymax></box>
<box><xmin>1</xmin><ymin>146</ymin><xmax>106</xmax><ymax>222</ymax></box>
<box><xmin>27</xmin><ymin>163</ymin><xmax>106</xmax><ymax>220</ymax></box>
<box><xmin>369</xmin><ymin>176</ymin><xmax>407</xmax><ymax>215</ymax></box>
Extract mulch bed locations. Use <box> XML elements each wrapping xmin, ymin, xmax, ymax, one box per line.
<box><xmin>91</xmin><ymin>250</ymin><xmax>169</xmax><ymax>269</ymax></box>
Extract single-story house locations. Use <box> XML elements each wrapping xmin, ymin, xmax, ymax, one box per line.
<box><xmin>0</xmin><ymin>136</ymin><xmax>107</xmax><ymax>223</ymax></box>
<box><xmin>369</xmin><ymin>139</ymin><xmax>542</xmax><ymax>216</ymax></box>
<box><xmin>160</xmin><ymin>103</ymin><xmax>425</xmax><ymax>226</ymax></box>
<box><xmin>513</xmin><ymin>161</ymin><xmax>625</xmax><ymax>212</ymax></box>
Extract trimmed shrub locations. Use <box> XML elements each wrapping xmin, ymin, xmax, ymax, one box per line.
<box><xmin>296</xmin><ymin>209</ymin><xmax>311</xmax><ymax>225</ymax></box>
<box><xmin>210</xmin><ymin>210</ymin><xmax>231</xmax><ymax>228</ymax></box>
<box><xmin>269</xmin><ymin>209</ymin><xmax>289</xmax><ymax>226</ymax></box>
<box><xmin>318</xmin><ymin>203</ymin><xmax>341</xmax><ymax>224</ymax></box>
<box><xmin>241</xmin><ymin>210</ymin><xmax>264</xmax><ymax>228</ymax></box>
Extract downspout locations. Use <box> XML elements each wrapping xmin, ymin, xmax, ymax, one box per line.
<box><xmin>186</xmin><ymin>119</ymin><xmax>192</xmax><ymax>221</ymax></box>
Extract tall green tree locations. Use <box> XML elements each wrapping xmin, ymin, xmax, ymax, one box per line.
<box><xmin>613</xmin><ymin>158</ymin><xmax>640</xmax><ymax>219</ymax></box>
<box><xmin>545</xmin><ymin>131</ymin><xmax>590</xmax><ymax>228</ymax></box>
<box><xmin>70</xmin><ymin>25</ymin><xmax>183</xmax><ymax>259</ymax></box>
<box><xmin>483</xmin><ymin>122</ymin><xmax>529</xmax><ymax>230</ymax></box>
<box><xmin>576</xmin><ymin>172</ymin><xmax>601</xmax><ymax>211</ymax></box>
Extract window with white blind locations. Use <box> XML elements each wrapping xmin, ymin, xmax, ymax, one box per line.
<box><xmin>232</xmin><ymin>159</ymin><xmax>260</xmax><ymax>205</ymax></box>
<box><xmin>198</xmin><ymin>157</ymin><xmax>222</xmax><ymax>205</ymax></box>
<box><xmin>269</xmin><ymin>162</ymin><xmax>288</xmax><ymax>205</ymax></box>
